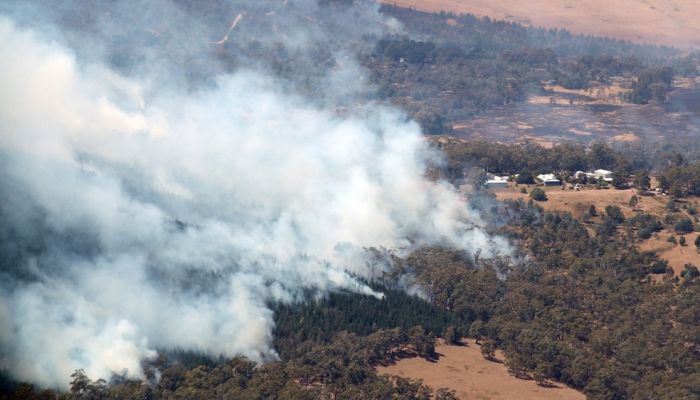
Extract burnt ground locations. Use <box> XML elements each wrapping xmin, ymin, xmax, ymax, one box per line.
<box><xmin>451</xmin><ymin>88</ymin><xmax>700</xmax><ymax>146</ymax></box>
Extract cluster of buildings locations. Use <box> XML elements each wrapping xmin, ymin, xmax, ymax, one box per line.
<box><xmin>574</xmin><ymin>169</ymin><xmax>613</xmax><ymax>183</ymax></box>
<box><xmin>483</xmin><ymin>169</ymin><xmax>614</xmax><ymax>189</ymax></box>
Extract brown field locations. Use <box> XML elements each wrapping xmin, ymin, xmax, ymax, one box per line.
<box><xmin>378</xmin><ymin>339</ymin><xmax>585</xmax><ymax>400</ymax></box>
<box><xmin>492</xmin><ymin>185</ymin><xmax>666</xmax><ymax>217</ymax></box>
<box><xmin>640</xmin><ymin>231</ymin><xmax>700</xmax><ymax>274</ymax></box>
<box><xmin>381</xmin><ymin>0</ymin><xmax>700</xmax><ymax>48</ymax></box>
<box><xmin>493</xmin><ymin>185</ymin><xmax>700</xmax><ymax>274</ymax></box>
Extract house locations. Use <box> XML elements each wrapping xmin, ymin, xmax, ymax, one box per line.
<box><xmin>574</xmin><ymin>169</ymin><xmax>613</xmax><ymax>183</ymax></box>
<box><xmin>593</xmin><ymin>169</ymin><xmax>613</xmax><ymax>182</ymax></box>
<box><xmin>485</xmin><ymin>175</ymin><xmax>509</xmax><ymax>189</ymax></box>
<box><xmin>537</xmin><ymin>173</ymin><xmax>561</xmax><ymax>186</ymax></box>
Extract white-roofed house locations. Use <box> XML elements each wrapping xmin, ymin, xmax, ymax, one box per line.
<box><xmin>537</xmin><ymin>173</ymin><xmax>561</xmax><ymax>186</ymax></box>
<box><xmin>485</xmin><ymin>175</ymin><xmax>509</xmax><ymax>189</ymax></box>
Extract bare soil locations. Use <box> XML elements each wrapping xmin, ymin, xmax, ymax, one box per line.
<box><xmin>382</xmin><ymin>1</ymin><xmax>700</xmax><ymax>48</ymax></box>
<box><xmin>378</xmin><ymin>339</ymin><xmax>585</xmax><ymax>400</ymax></box>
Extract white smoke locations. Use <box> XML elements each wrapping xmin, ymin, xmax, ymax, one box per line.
<box><xmin>0</xmin><ymin>6</ymin><xmax>506</xmax><ymax>389</ymax></box>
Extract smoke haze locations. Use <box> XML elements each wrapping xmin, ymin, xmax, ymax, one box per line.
<box><xmin>0</xmin><ymin>1</ymin><xmax>506</xmax><ymax>388</ymax></box>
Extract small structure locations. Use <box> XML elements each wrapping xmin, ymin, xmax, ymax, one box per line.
<box><xmin>575</xmin><ymin>169</ymin><xmax>613</xmax><ymax>183</ymax></box>
<box><xmin>593</xmin><ymin>169</ymin><xmax>613</xmax><ymax>182</ymax></box>
<box><xmin>485</xmin><ymin>175</ymin><xmax>509</xmax><ymax>189</ymax></box>
<box><xmin>537</xmin><ymin>173</ymin><xmax>561</xmax><ymax>186</ymax></box>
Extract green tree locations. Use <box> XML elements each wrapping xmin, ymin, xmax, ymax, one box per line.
<box><xmin>530</xmin><ymin>188</ymin><xmax>547</xmax><ymax>202</ymax></box>
<box><xmin>612</xmin><ymin>171</ymin><xmax>627</xmax><ymax>189</ymax></box>
<box><xmin>674</xmin><ymin>218</ymin><xmax>694</xmax><ymax>233</ymax></box>
<box><xmin>680</xmin><ymin>236</ymin><xmax>687</xmax><ymax>246</ymax></box>
<box><xmin>628</xmin><ymin>195</ymin><xmax>638</xmax><ymax>208</ymax></box>
<box><xmin>443</xmin><ymin>325</ymin><xmax>460</xmax><ymax>345</ymax></box>
<box><xmin>517</xmin><ymin>169</ymin><xmax>535</xmax><ymax>185</ymax></box>
<box><xmin>435</xmin><ymin>388</ymin><xmax>459</xmax><ymax>400</ymax></box>
<box><xmin>666</xmin><ymin>200</ymin><xmax>678</xmax><ymax>212</ymax></box>
<box><xmin>481</xmin><ymin>339</ymin><xmax>497</xmax><ymax>361</ymax></box>
<box><xmin>469</xmin><ymin>320</ymin><xmax>486</xmax><ymax>344</ymax></box>
<box><xmin>589</xmin><ymin>204</ymin><xmax>598</xmax><ymax>217</ymax></box>
<box><xmin>695</xmin><ymin>235</ymin><xmax>700</xmax><ymax>251</ymax></box>
<box><xmin>633</xmin><ymin>171</ymin><xmax>651</xmax><ymax>191</ymax></box>
<box><xmin>466</xmin><ymin>167</ymin><xmax>487</xmax><ymax>191</ymax></box>
<box><xmin>605</xmin><ymin>205</ymin><xmax>625</xmax><ymax>223</ymax></box>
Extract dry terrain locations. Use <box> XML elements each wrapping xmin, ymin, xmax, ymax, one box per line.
<box><xmin>378</xmin><ymin>339</ymin><xmax>585</xmax><ymax>400</ymax></box>
<box><xmin>493</xmin><ymin>185</ymin><xmax>663</xmax><ymax>217</ymax></box>
<box><xmin>493</xmin><ymin>185</ymin><xmax>700</xmax><ymax>274</ymax></box>
<box><xmin>640</xmin><ymin>231</ymin><xmax>700</xmax><ymax>274</ymax></box>
<box><xmin>382</xmin><ymin>0</ymin><xmax>700</xmax><ymax>48</ymax></box>
<box><xmin>449</xmin><ymin>85</ymin><xmax>700</xmax><ymax>146</ymax></box>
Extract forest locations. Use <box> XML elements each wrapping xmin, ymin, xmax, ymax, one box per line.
<box><xmin>5</xmin><ymin>188</ymin><xmax>699</xmax><ymax>399</ymax></box>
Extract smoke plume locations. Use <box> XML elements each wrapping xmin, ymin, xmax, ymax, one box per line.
<box><xmin>0</xmin><ymin>1</ymin><xmax>506</xmax><ymax>388</ymax></box>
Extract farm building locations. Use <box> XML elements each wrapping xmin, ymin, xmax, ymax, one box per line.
<box><xmin>574</xmin><ymin>169</ymin><xmax>614</xmax><ymax>182</ymax></box>
<box><xmin>537</xmin><ymin>173</ymin><xmax>561</xmax><ymax>186</ymax></box>
<box><xmin>485</xmin><ymin>175</ymin><xmax>509</xmax><ymax>189</ymax></box>
<box><xmin>593</xmin><ymin>169</ymin><xmax>613</xmax><ymax>182</ymax></box>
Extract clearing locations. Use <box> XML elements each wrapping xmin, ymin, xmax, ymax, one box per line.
<box><xmin>492</xmin><ymin>186</ymin><xmax>663</xmax><ymax>218</ymax></box>
<box><xmin>378</xmin><ymin>339</ymin><xmax>585</xmax><ymax>400</ymax></box>
<box><xmin>492</xmin><ymin>185</ymin><xmax>700</xmax><ymax>274</ymax></box>
<box><xmin>640</xmin><ymin>232</ymin><xmax>700</xmax><ymax>274</ymax></box>
<box><xmin>381</xmin><ymin>1</ymin><xmax>700</xmax><ymax>48</ymax></box>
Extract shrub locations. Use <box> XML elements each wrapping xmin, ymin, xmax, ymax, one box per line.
<box><xmin>605</xmin><ymin>205</ymin><xmax>625</xmax><ymax>224</ymax></box>
<box><xmin>589</xmin><ymin>205</ymin><xmax>597</xmax><ymax>217</ymax></box>
<box><xmin>666</xmin><ymin>200</ymin><xmax>677</xmax><ymax>212</ymax></box>
<box><xmin>530</xmin><ymin>188</ymin><xmax>547</xmax><ymax>201</ymax></box>
<box><xmin>674</xmin><ymin>218</ymin><xmax>695</xmax><ymax>233</ymax></box>
<box><xmin>680</xmin><ymin>236</ymin><xmax>687</xmax><ymax>246</ymax></box>
<box><xmin>668</xmin><ymin>235</ymin><xmax>677</xmax><ymax>244</ymax></box>
<box><xmin>650</xmin><ymin>260</ymin><xmax>669</xmax><ymax>274</ymax></box>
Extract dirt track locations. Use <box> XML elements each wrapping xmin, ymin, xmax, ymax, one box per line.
<box><xmin>381</xmin><ymin>0</ymin><xmax>700</xmax><ymax>48</ymax></box>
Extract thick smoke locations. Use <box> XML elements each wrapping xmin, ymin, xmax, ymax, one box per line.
<box><xmin>0</xmin><ymin>1</ymin><xmax>507</xmax><ymax>388</ymax></box>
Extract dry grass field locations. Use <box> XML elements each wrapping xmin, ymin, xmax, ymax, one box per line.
<box><xmin>493</xmin><ymin>185</ymin><xmax>700</xmax><ymax>275</ymax></box>
<box><xmin>640</xmin><ymin>232</ymin><xmax>700</xmax><ymax>275</ymax></box>
<box><xmin>382</xmin><ymin>0</ymin><xmax>700</xmax><ymax>48</ymax></box>
<box><xmin>493</xmin><ymin>186</ymin><xmax>661</xmax><ymax>217</ymax></box>
<box><xmin>378</xmin><ymin>339</ymin><xmax>585</xmax><ymax>400</ymax></box>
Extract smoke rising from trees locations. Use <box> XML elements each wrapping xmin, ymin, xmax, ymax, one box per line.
<box><xmin>0</xmin><ymin>1</ymin><xmax>507</xmax><ymax>388</ymax></box>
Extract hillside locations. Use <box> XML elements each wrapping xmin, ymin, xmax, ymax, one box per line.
<box><xmin>383</xmin><ymin>0</ymin><xmax>700</xmax><ymax>48</ymax></box>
